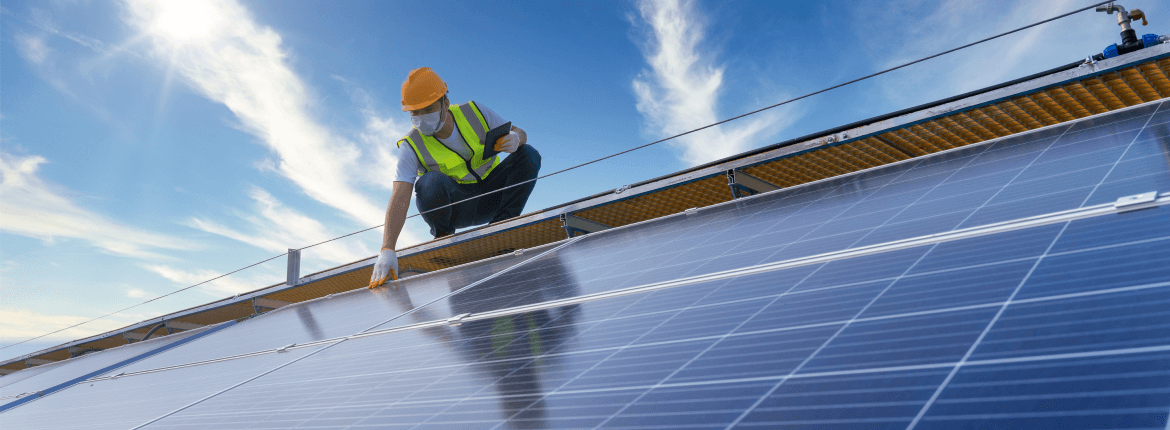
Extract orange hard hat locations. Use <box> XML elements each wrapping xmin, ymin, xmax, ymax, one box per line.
<box><xmin>401</xmin><ymin>67</ymin><xmax>448</xmax><ymax>111</ymax></box>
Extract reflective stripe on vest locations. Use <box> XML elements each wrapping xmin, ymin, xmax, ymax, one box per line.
<box><xmin>398</xmin><ymin>101</ymin><xmax>501</xmax><ymax>184</ymax></box>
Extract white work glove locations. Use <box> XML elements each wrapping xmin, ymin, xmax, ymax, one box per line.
<box><xmin>368</xmin><ymin>248</ymin><xmax>398</xmax><ymax>288</ymax></box>
<box><xmin>494</xmin><ymin>130</ymin><xmax>521</xmax><ymax>153</ymax></box>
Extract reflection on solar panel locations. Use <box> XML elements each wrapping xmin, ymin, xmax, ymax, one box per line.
<box><xmin>2</xmin><ymin>99</ymin><xmax>1168</xmax><ymax>428</ymax></box>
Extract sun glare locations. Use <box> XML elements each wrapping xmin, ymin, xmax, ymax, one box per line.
<box><xmin>151</xmin><ymin>0</ymin><xmax>222</xmax><ymax>43</ymax></box>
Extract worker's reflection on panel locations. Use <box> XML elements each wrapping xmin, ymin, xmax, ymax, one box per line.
<box><xmin>370</xmin><ymin>279</ymin><xmax>449</xmax><ymax>339</ymax></box>
<box><xmin>294</xmin><ymin>304</ymin><xmax>325</xmax><ymax>341</ymax></box>
<box><xmin>449</xmin><ymin>253</ymin><xmax>582</xmax><ymax>429</ymax></box>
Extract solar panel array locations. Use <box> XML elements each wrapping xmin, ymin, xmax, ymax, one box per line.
<box><xmin>2</xmin><ymin>101</ymin><xmax>1169</xmax><ymax>429</ymax></box>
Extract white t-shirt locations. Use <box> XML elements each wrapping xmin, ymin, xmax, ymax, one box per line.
<box><xmin>393</xmin><ymin>103</ymin><xmax>509</xmax><ymax>184</ymax></box>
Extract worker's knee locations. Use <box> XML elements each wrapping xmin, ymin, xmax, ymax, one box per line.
<box><xmin>511</xmin><ymin>145</ymin><xmax>541</xmax><ymax>175</ymax></box>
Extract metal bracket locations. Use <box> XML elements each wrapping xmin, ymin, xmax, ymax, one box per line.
<box><xmin>447</xmin><ymin>313</ymin><xmax>471</xmax><ymax>326</ymax></box>
<box><xmin>122</xmin><ymin>332</ymin><xmax>147</xmax><ymax>343</ymax></box>
<box><xmin>23</xmin><ymin>358</ymin><xmax>54</xmax><ymax>368</ymax></box>
<box><xmin>1114</xmin><ymin>191</ymin><xmax>1158</xmax><ymax>212</ymax></box>
<box><xmin>560</xmin><ymin>214</ymin><xmax>612</xmax><ymax>238</ymax></box>
<box><xmin>286</xmin><ymin>248</ymin><xmax>301</xmax><ymax>287</ymax></box>
<box><xmin>253</xmin><ymin>297</ymin><xmax>291</xmax><ymax>315</ymax></box>
<box><xmin>613</xmin><ymin>184</ymin><xmax>630</xmax><ymax>195</ymax></box>
<box><xmin>68</xmin><ymin>346</ymin><xmax>102</xmax><ymax>358</ymax></box>
<box><xmin>684</xmin><ymin>207</ymin><xmax>700</xmax><ymax>215</ymax></box>
<box><xmin>164</xmin><ymin>321</ymin><xmax>204</xmax><ymax>331</ymax></box>
<box><xmin>727</xmin><ymin>169</ymin><xmax>781</xmax><ymax>199</ymax></box>
<box><xmin>275</xmin><ymin>343</ymin><xmax>296</xmax><ymax>353</ymax></box>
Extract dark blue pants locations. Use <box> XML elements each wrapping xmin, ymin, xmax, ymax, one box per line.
<box><xmin>415</xmin><ymin>145</ymin><xmax>541</xmax><ymax>238</ymax></box>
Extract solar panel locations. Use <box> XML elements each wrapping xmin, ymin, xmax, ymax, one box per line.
<box><xmin>119</xmin><ymin>204</ymin><xmax>1169</xmax><ymax>429</ymax></box>
<box><xmin>0</xmin><ymin>323</ymin><xmax>224</xmax><ymax>412</ymax></box>
<box><xmin>2</xmin><ymin>99</ymin><xmax>1167</xmax><ymax>428</ymax></box>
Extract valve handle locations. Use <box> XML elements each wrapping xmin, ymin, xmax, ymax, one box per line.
<box><xmin>1131</xmin><ymin>9</ymin><xmax>1148</xmax><ymax>26</ymax></box>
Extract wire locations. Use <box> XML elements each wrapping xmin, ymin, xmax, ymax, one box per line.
<box><xmin>1</xmin><ymin>0</ymin><xmax>1111</xmax><ymax>354</ymax></box>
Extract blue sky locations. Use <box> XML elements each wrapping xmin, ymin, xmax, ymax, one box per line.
<box><xmin>1</xmin><ymin>0</ymin><xmax>1163</xmax><ymax>361</ymax></box>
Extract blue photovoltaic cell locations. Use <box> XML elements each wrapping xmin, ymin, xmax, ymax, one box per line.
<box><xmin>366</xmin><ymin>101</ymin><xmax>1170</xmax><ymax>325</ymax></box>
<box><xmin>132</xmin><ymin>203</ymin><xmax>1170</xmax><ymax>429</ymax></box>
<box><xmin>0</xmin><ymin>343</ymin><xmax>328</xmax><ymax>430</ymax></box>
<box><xmin>0</xmin><ymin>323</ymin><xmax>223</xmax><ymax>412</ymax></box>
<box><xmin>112</xmin><ymin>244</ymin><xmax>550</xmax><ymax>374</ymax></box>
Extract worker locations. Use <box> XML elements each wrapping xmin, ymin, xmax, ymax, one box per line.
<box><xmin>369</xmin><ymin>67</ymin><xmax>541</xmax><ymax>288</ymax></box>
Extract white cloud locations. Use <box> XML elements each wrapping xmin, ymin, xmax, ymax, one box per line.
<box><xmin>0</xmin><ymin>152</ymin><xmax>187</xmax><ymax>259</ymax></box>
<box><xmin>126</xmin><ymin>288</ymin><xmax>149</xmax><ymax>298</ymax></box>
<box><xmin>16</xmin><ymin>34</ymin><xmax>49</xmax><ymax>65</ymax></box>
<box><xmin>631</xmin><ymin>0</ymin><xmax>795</xmax><ymax>166</ymax></box>
<box><xmin>0</xmin><ymin>307</ymin><xmax>145</xmax><ymax>343</ymax></box>
<box><xmin>121</xmin><ymin>0</ymin><xmax>383</xmax><ymax>225</ymax></box>
<box><xmin>847</xmin><ymin>0</ymin><xmax>1122</xmax><ymax>106</ymax></box>
<box><xmin>142</xmin><ymin>264</ymin><xmax>262</xmax><ymax>297</ymax></box>
<box><xmin>189</xmin><ymin>187</ymin><xmax>373</xmax><ymax>266</ymax></box>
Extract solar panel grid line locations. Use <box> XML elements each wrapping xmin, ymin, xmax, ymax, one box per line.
<box><xmin>473</xmin><ymin>270</ymin><xmax>744</xmax><ymax>430</ymax></box>
<box><xmin>405</xmin><ymin>341</ymin><xmax>1170</xmax><ymax>411</ymax></box>
<box><xmin>721</xmin><ymin>242</ymin><xmax>940</xmax><ymax>430</ymax></box>
<box><xmin>586</xmin><ymin>249</ymin><xmax>839</xmax><ymax>428</ymax></box>
<box><xmin>945</xmin><ymin>122</ymin><xmax>1077</xmax><ymax>232</ymax></box>
<box><xmin>905</xmin><ymin>220</ymin><xmax>1073</xmax><ymax>430</ymax></box>
<box><xmin>127</xmin><ymin>339</ymin><xmax>350</xmax><ymax>430</ymax></box>
<box><xmin>1080</xmin><ymin>101</ymin><xmax>1167</xmax><ymax>207</ymax></box>
<box><xmin>903</xmin><ymin>99</ymin><xmax>1168</xmax><ymax>428</ymax></box>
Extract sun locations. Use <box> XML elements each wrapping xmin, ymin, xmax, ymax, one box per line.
<box><xmin>149</xmin><ymin>0</ymin><xmax>222</xmax><ymax>43</ymax></box>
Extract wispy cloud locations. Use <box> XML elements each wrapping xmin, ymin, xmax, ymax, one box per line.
<box><xmin>188</xmin><ymin>187</ymin><xmax>374</xmax><ymax>267</ymax></box>
<box><xmin>0</xmin><ymin>307</ymin><xmax>147</xmax><ymax>343</ymax></box>
<box><xmin>0</xmin><ymin>152</ymin><xmax>187</xmax><ymax>259</ymax></box>
<box><xmin>121</xmin><ymin>0</ymin><xmax>383</xmax><ymax>225</ymax></box>
<box><xmin>15</xmin><ymin>34</ymin><xmax>49</xmax><ymax>65</ymax></box>
<box><xmin>142</xmin><ymin>263</ymin><xmax>266</xmax><ymax>297</ymax></box>
<box><xmin>846</xmin><ymin>0</ymin><xmax>1111</xmax><ymax>106</ymax></box>
<box><xmin>630</xmin><ymin>0</ymin><xmax>795</xmax><ymax>166</ymax></box>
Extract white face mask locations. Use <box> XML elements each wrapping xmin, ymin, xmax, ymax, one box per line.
<box><xmin>412</xmin><ymin>108</ymin><xmax>445</xmax><ymax>136</ymax></box>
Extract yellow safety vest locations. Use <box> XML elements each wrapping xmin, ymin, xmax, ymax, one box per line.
<box><xmin>397</xmin><ymin>101</ymin><xmax>501</xmax><ymax>184</ymax></box>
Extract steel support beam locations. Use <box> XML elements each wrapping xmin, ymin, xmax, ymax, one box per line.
<box><xmin>253</xmin><ymin>297</ymin><xmax>291</xmax><ymax>314</ymax></box>
<box><xmin>560</xmin><ymin>214</ymin><xmax>612</xmax><ymax>238</ymax></box>
<box><xmin>727</xmin><ymin>168</ymin><xmax>781</xmax><ymax>199</ymax></box>
<box><xmin>164</xmin><ymin>321</ymin><xmax>204</xmax><ymax>331</ymax></box>
<box><xmin>286</xmin><ymin>248</ymin><xmax>301</xmax><ymax>287</ymax></box>
<box><xmin>24</xmin><ymin>358</ymin><xmax>55</xmax><ymax>367</ymax></box>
